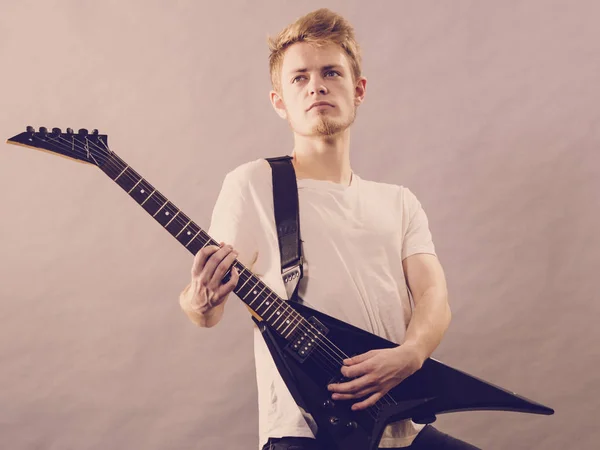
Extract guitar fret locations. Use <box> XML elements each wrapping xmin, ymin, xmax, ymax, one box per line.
<box><xmin>256</xmin><ymin>286</ymin><xmax>273</xmax><ymax>316</ymax></box>
<box><xmin>140</xmin><ymin>189</ymin><xmax>156</xmax><ymax>206</ymax></box>
<box><xmin>271</xmin><ymin>307</ymin><xmax>287</xmax><ymax>327</ymax></box>
<box><xmin>237</xmin><ymin>273</ymin><xmax>253</xmax><ymax>292</ymax></box>
<box><xmin>242</xmin><ymin>281</ymin><xmax>262</xmax><ymax>301</ymax></box>
<box><xmin>114</xmin><ymin>165</ymin><xmax>130</xmax><ymax>181</ymax></box>
<box><xmin>175</xmin><ymin>220</ymin><xmax>192</xmax><ymax>237</ymax></box>
<box><xmin>280</xmin><ymin>314</ymin><xmax>297</xmax><ymax>336</ymax></box>
<box><xmin>164</xmin><ymin>210</ymin><xmax>180</xmax><ymax>227</ymax></box>
<box><xmin>266</xmin><ymin>302</ymin><xmax>282</xmax><ymax>322</ymax></box>
<box><xmin>279</xmin><ymin>309</ymin><xmax>297</xmax><ymax>332</ymax></box>
<box><xmin>253</xmin><ymin>290</ymin><xmax>272</xmax><ymax>310</ymax></box>
<box><xmin>185</xmin><ymin>230</ymin><xmax>201</xmax><ymax>247</ymax></box>
<box><xmin>128</xmin><ymin>178</ymin><xmax>143</xmax><ymax>194</ymax></box>
<box><xmin>242</xmin><ymin>281</ymin><xmax>262</xmax><ymax>307</ymax></box>
<box><xmin>284</xmin><ymin>321</ymin><xmax>301</xmax><ymax>340</ymax></box>
<box><xmin>152</xmin><ymin>200</ymin><xmax>169</xmax><ymax>217</ymax></box>
<box><xmin>264</xmin><ymin>298</ymin><xmax>280</xmax><ymax>320</ymax></box>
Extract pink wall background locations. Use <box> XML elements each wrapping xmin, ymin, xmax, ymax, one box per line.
<box><xmin>1</xmin><ymin>1</ymin><xmax>598</xmax><ymax>449</ymax></box>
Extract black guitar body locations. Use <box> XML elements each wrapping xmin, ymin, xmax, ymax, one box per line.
<box><xmin>258</xmin><ymin>300</ymin><xmax>553</xmax><ymax>450</ymax></box>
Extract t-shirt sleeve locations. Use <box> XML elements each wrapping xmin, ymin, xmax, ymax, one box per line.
<box><xmin>401</xmin><ymin>187</ymin><xmax>437</xmax><ymax>260</ymax></box>
<box><xmin>207</xmin><ymin>170</ymin><xmax>259</xmax><ymax>270</ymax></box>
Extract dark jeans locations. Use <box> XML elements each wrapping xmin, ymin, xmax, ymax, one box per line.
<box><xmin>261</xmin><ymin>425</ymin><xmax>481</xmax><ymax>450</ymax></box>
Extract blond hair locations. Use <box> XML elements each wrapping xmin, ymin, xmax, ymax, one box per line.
<box><xmin>267</xmin><ymin>8</ymin><xmax>363</xmax><ymax>94</ymax></box>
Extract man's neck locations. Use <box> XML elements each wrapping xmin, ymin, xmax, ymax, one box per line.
<box><xmin>291</xmin><ymin>131</ymin><xmax>353</xmax><ymax>186</ymax></box>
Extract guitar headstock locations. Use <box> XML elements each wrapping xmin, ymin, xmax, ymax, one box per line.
<box><xmin>6</xmin><ymin>126</ymin><xmax>111</xmax><ymax>166</ymax></box>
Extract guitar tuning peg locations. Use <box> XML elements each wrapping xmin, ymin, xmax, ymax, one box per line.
<box><xmin>78</xmin><ymin>128</ymin><xmax>88</xmax><ymax>135</ymax></box>
<box><xmin>52</xmin><ymin>128</ymin><xmax>62</xmax><ymax>134</ymax></box>
<box><xmin>39</xmin><ymin>127</ymin><xmax>48</xmax><ymax>134</ymax></box>
<box><xmin>26</xmin><ymin>126</ymin><xmax>35</xmax><ymax>133</ymax></box>
<box><xmin>66</xmin><ymin>128</ymin><xmax>74</xmax><ymax>134</ymax></box>
<box><xmin>91</xmin><ymin>129</ymin><xmax>99</xmax><ymax>135</ymax></box>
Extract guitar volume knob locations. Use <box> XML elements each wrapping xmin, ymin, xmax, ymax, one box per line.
<box><xmin>322</xmin><ymin>399</ymin><xmax>335</xmax><ymax>409</ymax></box>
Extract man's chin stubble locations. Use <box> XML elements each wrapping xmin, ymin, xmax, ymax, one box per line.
<box><xmin>314</xmin><ymin>111</ymin><xmax>357</xmax><ymax>136</ymax></box>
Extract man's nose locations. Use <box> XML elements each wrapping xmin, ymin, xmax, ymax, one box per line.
<box><xmin>309</xmin><ymin>78</ymin><xmax>328</xmax><ymax>95</ymax></box>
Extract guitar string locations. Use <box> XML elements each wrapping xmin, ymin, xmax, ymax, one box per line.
<box><xmin>59</xmin><ymin>134</ymin><xmax>396</xmax><ymax>413</ymax></box>
<box><xmin>39</xmin><ymin>133</ymin><xmax>396</xmax><ymax>412</ymax></box>
<box><xmin>85</xmin><ymin>134</ymin><xmax>396</xmax><ymax>414</ymax></box>
<box><xmin>62</xmin><ymin>134</ymin><xmax>396</xmax><ymax>413</ymax></box>
<box><xmin>91</xmin><ymin>148</ymin><xmax>391</xmax><ymax>417</ymax></box>
<box><xmin>80</xmin><ymin>135</ymin><xmax>362</xmax><ymax>367</ymax></box>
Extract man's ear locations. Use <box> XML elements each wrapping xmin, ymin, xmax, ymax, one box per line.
<box><xmin>270</xmin><ymin>90</ymin><xmax>287</xmax><ymax>119</ymax></box>
<box><xmin>354</xmin><ymin>76</ymin><xmax>367</xmax><ymax>107</ymax></box>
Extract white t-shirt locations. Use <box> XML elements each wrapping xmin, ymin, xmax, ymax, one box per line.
<box><xmin>208</xmin><ymin>158</ymin><xmax>437</xmax><ymax>449</ymax></box>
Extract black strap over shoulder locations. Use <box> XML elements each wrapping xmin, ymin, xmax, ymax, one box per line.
<box><xmin>265</xmin><ymin>155</ymin><xmax>303</xmax><ymax>301</ymax></box>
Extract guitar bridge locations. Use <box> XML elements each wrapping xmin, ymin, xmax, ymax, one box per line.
<box><xmin>285</xmin><ymin>317</ymin><xmax>329</xmax><ymax>363</ymax></box>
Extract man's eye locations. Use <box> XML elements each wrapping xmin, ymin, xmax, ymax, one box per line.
<box><xmin>292</xmin><ymin>71</ymin><xmax>339</xmax><ymax>84</ymax></box>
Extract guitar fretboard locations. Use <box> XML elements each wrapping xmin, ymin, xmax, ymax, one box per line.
<box><xmin>100</xmin><ymin>153</ymin><xmax>305</xmax><ymax>339</ymax></box>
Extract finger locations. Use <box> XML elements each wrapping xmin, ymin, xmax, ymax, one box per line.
<box><xmin>331</xmin><ymin>385</ymin><xmax>377</xmax><ymax>400</ymax></box>
<box><xmin>215</xmin><ymin>266</ymin><xmax>240</xmax><ymax>300</ymax></box>
<box><xmin>191</xmin><ymin>245</ymin><xmax>220</xmax><ymax>277</ymax></box>
<box><xmin>351</xmin><ymin>392</ymin><xmax>383</xmax><ymax>411</ymax></box>
<box><xmin>225</xmin><ymin>264</ymin><xmax>240</xmax><ymax>288</ymax></box>
<box><xmin>200</xmin><ymin>245</ymin><xmax>235</xmax><ymax>285</ymax></box>
<box><xmin>328</xmin><ymin>376</ymin><xmax>375</xmax><ymax>394</ymax></box>
<box><xmin>199</xmin><ymin>250</ymin><xmax>238</xmax><ymax>310</ymax></box>
<box><xmin>207</xmin><ymin>249</ymin><xmax>239</xmax><ymax>291</ymax></box>
<box><xmin>344</xmin><ymin>350</ymin><xmax>376</xmax><ymax>366</ymax></box>
<box><xmin>341</xmin><ymin>361</ymin><xmax>371</xmax><ymax>378</ymax></box>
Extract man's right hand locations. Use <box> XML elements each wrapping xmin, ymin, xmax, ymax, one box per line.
<box><xmin>180</xmin><ymin>242</ymin><xmax>240</xmax><ymax>325</ymax></box>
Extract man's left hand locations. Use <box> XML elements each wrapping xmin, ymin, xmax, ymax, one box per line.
<box><xmin>327</xmin><ymin>343</ymin><xmax>425</xmax><ymax>411</ymax></box>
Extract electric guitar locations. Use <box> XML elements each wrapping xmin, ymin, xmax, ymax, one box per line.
<box><xmin>7</xmin><ymin>127</ymin><xmax>554</xmax><ymax>450</ymax></box>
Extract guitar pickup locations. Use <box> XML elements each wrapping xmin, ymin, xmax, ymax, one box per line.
<box><xmin>285</xmin><ymin>317</ymin><xmax>328</xmax><ymax>363</ymax></box>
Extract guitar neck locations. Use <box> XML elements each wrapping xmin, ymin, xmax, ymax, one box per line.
<box><xmin>100</xmin><ymin>153</ymin><xmax>301</xmax><ymax>338</ymax></box>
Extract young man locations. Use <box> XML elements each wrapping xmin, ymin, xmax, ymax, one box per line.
<box><xmin>179</xmin><ymin>8</ymin><xmax>480</xmax><ymax>450</ymax></box>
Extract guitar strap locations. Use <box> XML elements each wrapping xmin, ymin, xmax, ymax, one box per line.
<box><xmin>265</xmin><ymin>155</ymin><xmax>304</xmax><ymax>302</ymax></box>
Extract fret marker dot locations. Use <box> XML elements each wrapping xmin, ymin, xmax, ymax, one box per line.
<box><xmin>276</xmin><ymin>311</ymin><xmax>280</xmax><ymax>315</ymax></box>
<box><xmin>266</xmin><ymin>302</ymin><xmax>270</xmax><ymax>305</ymax></box>
<box><xmin>187</xmin><ymin>231</ymin><xmax>191</xmax><ymax>235</ymax></box>
<box><xmin>165</xmin><ymin>212</ymin><xmax>170</xmax><ymax>216</ymax></box>
<box><xmin>253</xmin><ymin>290</ymin><xmax>257</xmax><ymax>294</ymax></box>
<box><xmin>140</xmin><ymin>189</ymin><xmax>145</xmax><ymax>194</ymax></box>
<box><xmin>286</xmin><ymin>320</ymin><xmax>290</xmax><ymax>324</ymax></box>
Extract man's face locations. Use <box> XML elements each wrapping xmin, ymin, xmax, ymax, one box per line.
<box><xmin>271</xmin><ymin>42</ymin><xmax>366</xmax><ymax>137</ymax></box>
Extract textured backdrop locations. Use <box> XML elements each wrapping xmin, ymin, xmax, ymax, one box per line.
<box><xmin>1</xmin><ymin>1</ymin><xmax>598</xmax><ymax>449</ymax></box>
